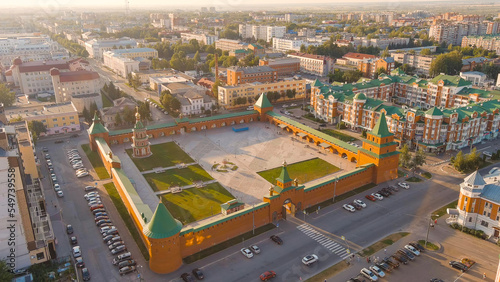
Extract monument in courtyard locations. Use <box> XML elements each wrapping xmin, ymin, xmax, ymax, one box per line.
<box><xmin>131</xmin><ymin>107</ymin><xmax>152</xmax><ymax>158</ymax></box>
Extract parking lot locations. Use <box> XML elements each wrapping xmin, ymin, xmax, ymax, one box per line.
<box><xmin>39</xmin><ymin>134</ymin><xmax>160</xmax><ymax>282</ymax></box>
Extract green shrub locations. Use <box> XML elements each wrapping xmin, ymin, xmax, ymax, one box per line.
<box><xmin>451</xmin><ymin>223</ymin><xmax>460</xmax><ymax>229</ymax></box>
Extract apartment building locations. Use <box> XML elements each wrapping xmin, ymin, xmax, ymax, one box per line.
<box><xmin>337</xmin><ymin>52</ymin><xmax>378</xmax><ymax>67</ymax></box>
<box><xmin>451</xmin><ymin>169</ymin><xmax>500</xmax><ymax>239</ymax></box>
<box><xmin>259</xmin><ymin>57</ymin><xmax>301</xmax><ymax>76</ymax></box>
<box><xmin>461</xmin><ymin>57</ymin><xmax>492</xmax><ymax>72</ymax></box>
<box><xmin>358</xmin><ymin>57</ymin><xmax>396</xmax><ymax>79</ymax></box>
<box><xmin>287</xmin><ymin>52</ymin><xmax>334</xmax><ymax>77</ymax></box>
<box><xmin>390</xmin><ymin>53</ymin><xmax>434</xmax><ymax>76</ymax></box>
<box><xmin>218</xmin><ymin>79</ymin><xmax>306</xmax><ymax>107</ymax></box>
<box><xmin>272</xmin><ymin>38</ymin><xmax>321</xmax><ymax>52</ymax></box>
<box><xmin>180</xmin><ymin>33</ymin><xmax>218</xmax><ymax>45</ymax></box>
<box><xmin>239</xmin><ymin>24</ymin><xmax>286</xmax><ymax>42</ymax></box>
<box><xmin>23</xmin><ymin>102</ymin><xmax>80</xmax><ymax>135</ymax></box>
<box><xmin>226</xmin><ymin>66</ymin><xmax>277</xmax><ymax>86</ymax></box>
<box><xmin>310</xmin><ymin>73</ymin><xmax>500</xmax><ymax>151</ymax></box>
<box><xmin>6</xmin><ymin>57</ymin><xmax>90</xmax><ymax>96</ymax></box>
<box><xmin>84</xmin><ymin>37</ymin><xmax>138</xmax><ymax>59</ymax></box>
<box><xmin>215</xmin><ymin>39</ymin><xmax>248</xmax><ymax>52</ymax></box>
<box><xmin>107</xmin><ymin>48</ymin><xmax>158</xmax><ymax>60</ymax></box>
<box><xmin>0</xmin><ymin>36</ymin><xmax>66</xmax><ymax>67</ymax></box>
<box><xmin>50</xmin><ymin>68</ymin><xmax>102</xmax><ymax>113</ymax></box>
<box><xmin>461</xmin><ymin>35</ymin><xmax>500</xmax><ymax>53</ymax></box>
<box><xmin>102</xmin><ymin>51</ymin><xmax>140</xmax><ymax>77</ymax></box>
<box><xmin>429</xmin><ymin>22</ymin><xmax>487</xmax><ymax>45</ymax></box>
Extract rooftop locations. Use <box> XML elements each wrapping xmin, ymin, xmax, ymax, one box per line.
<box><xmin>227</xmin><ymin>65</ymin><xmax>275</xmax><ymax>74</ymax></box>
<box><xmin>109</xmin><ymin>47</ymin><xmax>157</xmax><ymax>55</ymax></box>
<box><xmin>343</xmin><ymin>52</ymin><xmax>377</xmax><ymax>60</ymax></box>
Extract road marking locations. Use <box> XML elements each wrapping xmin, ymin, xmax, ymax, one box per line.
<box><xmin>297</xmin><ymin>223</ymin><xmax>348</xmax><ymax>258</ymax></box>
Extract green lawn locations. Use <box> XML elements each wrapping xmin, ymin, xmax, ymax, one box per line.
<box><xmin>161</xmin><ymin>182</ymin><xmax>234</xmax><ymax>224</ymax></box>
<box><xmin>421</xmin><ymin>172</ymin><xmax>432</xmax><ymax>179</ymax></box>
<box><xmin>81</xmin><ymin>144</ymin><xmax>110</xmax><ymax>179</ymax></box>
<box><xmin>102</xmin><ymin>94</ymin><xmax>113</xmax><ymax>108</ymax></box>
<box><xmin>257</xmin><ymin>158</ymin><xmax>340</xmax><ymax>185</ymax></box>
<box><xmin>126</xmin><ymin>142</ymin><xmax>195</xmax><ymax>171</ymax></box>
<box><xmin>321</xmin><ymin>129</ymin><xmax>359</xmax><ymax>142</ymax></box>
<box><xmin>360</xmin><ymin>232</ymin><xmax>410</xmax><ymax>257</ymax></box>
<box><xmin>406</xmin><ymin>176</ymin><xmax>423</xmax><ymax>182</ymax></box>
<box><xmin>103</xmin><ymin>182</ymin><xmax>150</xmax><ymax>260</ymax></box>
<box><xmin>433</xmin><ymin>200</ymin><xmax>458</xmax><ymax>218</ymax></box>
<box><xmin>144</xmin><ymin>165</ymin><xmax>214</xmax><ymax>192</ymax></box>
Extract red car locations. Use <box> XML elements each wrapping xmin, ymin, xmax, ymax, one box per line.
<box><xmin>365</xmin><ymin>195</ymin><xmax>376</xmax><ymax>201</ymax></box>
<box><xmin>260</xmin><ymin>271</ymin><xmax>276</xmax><ymax>281</ymax></box>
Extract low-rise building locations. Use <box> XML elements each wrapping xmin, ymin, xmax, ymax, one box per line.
<box><xmin>460</xmin><ymin>71</ymin><xmax>488</xmax><ymax>86</ymax></box>
<box><xmin>218</xmin><ymin>79</ymin><xmax>306</xmax><ymax>107</ymax></box>
<box><xmin>149</xmin><ymin>74</ymin><xmax>194</xmax><ymax>94</ymax></box>
<box><xmin>215</xmin><ymin>39</ymin><xmax>247</xmax><ymax>52</ymax></box>
<box><xmin>23</xmin><ymin>102</ymin><xmax>80</xmax><ymax>135</ymax></box>
<box><xmin>84</xmin><ymin>37</ymin><xmax>138</xmax><ymax>59</ymax></box>
<box><xmin>390</xmin><ymin>53</ymin><xmax>434</xmax><ymax>76</ymax></box>
<box><xmin>338</xmin><ymin>52</ymin><xmax>378</xmax><ymax>67</ymax></box>
<box><xmin>272</xmin><ymin>37</ymin><xmax>320</xmax><ymax>52</ymax></box>
<box><xmin>461</xmin><ymin>57</ymin><xmax>492</xmax><ymax>72</ymax></box>
<box><xmin>181</xmin><ymin>33</ymin><xmax>218</xmax><ymax>45</ymax></box>
<box><xmin>287</xmin><ymin>52</ymin><xmax>334</xmax><ymax>77</ymax></box>
<box><xmin>226</xmin><ymin>65</ymin><xmax>277</xmax><ymax>86</ymax></box>
<box><xmin>100</xmin><ymin>97</ymin><xmax>137</xmax><ymax>128</ymax></box>
<box><xmin>259</xmin><ymin>57</ymin><xmax>301</xmax><ymax>76</ymax></box>
<box><xmin>358</xmin><ymin>57</ymin><xmax>396</xmax><ymax>79</ymax></box>
<box><xmin>177</xmin><ymin>90</ymin><xmax>215</xmax><ymax>116</ymax></box>
<box><xmin>103</xmin><ymin>51</ymin><xmax>139</xmax><ymax>77</ymax></box>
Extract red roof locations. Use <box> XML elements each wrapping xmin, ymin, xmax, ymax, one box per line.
<box><xmin>18</xmin><ymin>60</ymin><xmax>70</xmax><ymax>73</ymax></box>
<box><xmin>288</xmin><ymin>52</ymin><xmax>328</xmax><ymax>60</ymax></box>
<box><xmin>343</xmin><ymin>52</ymin><xmax>377</xmax><ymax>60</ymax></box>
<box><xmin>58</xmin><ymin>70</ymin><xmax>100</xmax><ymax>82</ymax></box>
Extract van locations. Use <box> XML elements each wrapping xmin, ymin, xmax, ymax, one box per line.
<box><xmin>90</xmin><ymin>204</ymin><xmax>104</xmax><ymax>211</ymax></box>
<box><xmin>113</xmin><ymin>252</ymin><xmax>132</xmax><ymax>265</ymax></box>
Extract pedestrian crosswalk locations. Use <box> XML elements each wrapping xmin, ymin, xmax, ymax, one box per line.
<box><xmin>297</xmin><ymin>224</ymin><xmax>351</xmax><ymax>260</ymax></box>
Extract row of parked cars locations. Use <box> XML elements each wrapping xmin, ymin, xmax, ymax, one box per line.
<box><xmin>44</xmin><ymin>149</ymin><xmax>65</xmax><ymax>198</ymax></box>
<box><xmin>145</xmin><ymin>98</ymin><xmax>169</xmax><ymax>115</ymax></box>
<box><xmin>66</xmin><ymin>149</ymin><xmax>89</xmax><ymax>178</ymax></box>
<box><xmin>349</xmin><ymin>242</ymin><xmax>425</xmax><ymax>282</ymax></box>
<box><xmin>67</xmin><ymin>225</ymin><xmax>91</xmax><ymax>281</ymax></box>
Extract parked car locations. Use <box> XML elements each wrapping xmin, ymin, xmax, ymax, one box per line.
<box><xmin>75</xmin><ymin>257</ymin><xmax>85</xmax><ymax>268</ymax></box>
<box><xmin>343</xmin><ymin>204</ymin><xmax>356</xmax><ymax>212</ymax></box>
<box><xmin>92</xmin><ymin>208</ymin><xmax>106</xmax><ymax>215</ymax></box>
<box><xmin>72</xmin><ymin>246</ymin><xmax>81</xmax><ymax>258</ymax></box>
<box><xmin>259</xmin><ymin>270</ymin><xmax>276</xmax><ymax>281</ymax></box>
<box><xmin>97</xmin><ymin>220</ymin><xmax>112</xmax><ymax>227</ymax></box>
<box><xmin>192</xmin><ymin>268</ymin><xmax>204</xmax><ymax>280</ymax></box>
<box><xmin>369</xmin><ymin>265</ymin><xmax>385</xmax><ymax>278</ymax></box>
<box><xmin>365</xmin><ymin>195</ymin><xmax>376</xmax><ymax>201</ymax></box>
<box><xmin>109</xmin><ymin>241</ymin><xmax>125</xmax><ymax>250</ymax></box>
<box><xmin>409</xmin><ymin>242</ymin><xmax>425</xmax><ymax>252</ymax></box>
<box><xmin>119</xmin><ymin>265</ymin><xmax>136</xmax><ymax>276</ymax></box>
<box><xmin>66</xmin><ymin>225</ymin><xmax>73</xmax><ymax>234</ymax></box>
<box><xmin>241</xmin><ymin>248</ymin><xmax>253</xmax><ymax>258</ymax></box>
<box><xmin>381</xmin><ymin>187</ymin><xmax>393</xmax><ymax>195</ymax></box>
<box><xmin>405</xmin><ymin>244</ymin><xmax>421</xmax><ymax>256</ymax></box>
<box><xmin>57</xmin><ymin>190</ymin><xmax>64</xmax><ymax>197</ymax></box>
<box><xmin>118</xmin><ymin>259</ymin><xmax>136</xmax><ymax>269</ymax></box>
<box><xmin>103</xmin><ymin>235</ymin><xmax>115</xmax><ymax>243</ymax></box>
<box><xmin>398</xmin><ymin>182</ymin><xmax>410</xmax><ymax>189</ymax></box>
<box><xmin>397</xmin><ymin>249</ymin><xmax>415</xmax><ymax>261</ymax></box>
<box><xmin>460</xmin><ymin>258</ymin><xmax>476</xmax><ymax>268</ymax></box>
<box><xmin>111</xmin><ymin>245</ymin><xmax>127</xmax><ymax>255</ymax></box>
<box><xmin>54</xmin><ymin>140</ymin><xmax>64</xmax><ymax>144</ymax></box>
<box><xmin>378</xmin><ymin>190</ymin><xmax>390</xmax><ymax>197</ymax></box>
<box><xmin>85</xmin><ymin>186</ymin><xmax>97</xmax><ymax>191</ymax></box>
<box><xmin>449</xmin><ymin>261</ymin><xmax>468</xmax><ymax>272</ymax></box>
<box><xmin>376</xmin><ymin>262</ymin><xmax>392</xmax><ymax>273</ymax></box>
<box><xmin>94</xmin><ymin>212</ymin><xmax>107</xmax><ymax>218</ymax></box>
<box><xmin>95</xmin><ymin>216</ymin><xmax>109</xmax><ymax>222</ymax></box>
<box><xmin>85</xmin><ymin>192</ymin><xmax>99</xmax><ymax>200</ymax></box>
<box><xmin>90</xmin><ymin>204</ymin><xmax>105</xmax><ymax>211</ymax></box>
<box><xmin>391</xmin><ymin>254</ymin><xmax>408</xmax><ymax>265</ymax></box>
<box><xmin>302</xmin><ymin>254</ymin><xmax>319</xmax><ymax>266</ymax></box>
<box><xmin>270</xmin><ymin>235</ymin><xmax>283</xmax><ymax>245</ymax></box>
<box><xmin>371</xmin><ymin>193</ymin><xmax>383</xmax><ymax>200</ymax></box>
<box><xmin>351</xmin><ymin>202</ymin><xmax>363</xmax><ymax>210</ymax></box>
<box><xmin>89</xmin><ymin>200</ymin><xmax>103</xmax><ymax>207</ymax></box>
<box><xmin>181</xmin><ymin>272</ymin><xmax>196</xmax><ymax>282</ymax></box>
<box><xmin>106</xmin><ymin>228</ymin><xmax>119</xmax><ymax>236</ymax></box>
<box><xmin>42</xmin><ymin>147</ymin><xmax>48</xmax><ymax>152</ymax></box>
<box><xmin>360</xmin><ymin>268</ymin><xmax>378</xmax><ymax>281</ymax></box>
<box><xmin>353</xmin><ymin>199</ymin><xmax>366</xmax><ymax>208</ymax></box>
<box><xmin>250</xmin><ymin>245</ymin><xmax>261</xmax><ymax>254</ymax></box>
<box><xmin>81</xmin><ymin>268</ymin><xmax>90</xmax><ymax>281</ymax></box>
<box><xmin>112</xmin><ymin>252</ymin><xmax>132</xmax><ymax>265</ymax></box>
<box><xmin>100</xmin><ymin>226</ymin><xmax>113</xmax><ymax>235</ymax></box>
<box><xmin>389</xmin><ymin>185</ymin><xmax>399</xmax><ymax>192</ymax></box>
<box><xmin>70</xmin><ymin>236</ymin><xmax>78</xmax><ymax>245</ymax></box>
<box><xmin>109</xmin><ymin>237</ymin><xmax>123</xmax><ymax>245</ymax></box>
<box><xmin>76</xmin><ymin>171</ymin><xmax>89</xmax><ymax>177</ymax></box>
<box><xmin>383</xmin><ymin>257</ymin><xmax>400</xmax><ymax>268</ymax></box>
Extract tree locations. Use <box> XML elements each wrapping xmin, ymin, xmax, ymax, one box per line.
<box><xmin>361</xmin><ymin>130</ymin><xmax>367</xmax><ymax>138</ymax></box>
<box><xmin>420</xmin><ymin>48</ymin><xmax>431</xmax><ymax>55</ymax></box>
<box><xmin>381</xmin><ymin>47</ymin><xmax>390</xmax><ymax>58</ymax></box>
<box><xmin>0</xmin><ymin>260</ymin><xmax>13</xmax><ymax>281</ymax></box>
<box><xmin>0</xmin><ymin>83</ymin><xmax>15</xmax><ymax>107</ymax></box>
<box><xmin>429</xmin><ymin>51</ymin><xmax>463</xmax><ymax>76</ymax></box>
<box><xmin>28</xmin><ymin>120</ymin><xmax>47</xmax><ymax>142</ymax></box>
<box><xmin>122</xmin><ymin>106</ymin><xmax>136</xmax><ymax>124</ymax></box>
<box><xmin>193</xmin><ymin>51</ymin><xmax>201</xmax><ymax>62</ymax></box>
<box><xmin>375</xmin><ymin>67</ymin><xmax>386</xmax><ymax>78</ymax></box>
<box><xmin>114</xmin><ymin>113</ymin><xmax>122</xmax><ymax>126</ymax></box>
<box><xmin>453</xmin><ymin>151</ymin><xmax>465</xmax><ymax>172</ymax></box>
<box><xmin>212</xmin><ymin>79</ymin><xmax>221</xmax><ymax>98</ymax></box>
<box><xmin>89</xmin><ymin>102</ymin><xmax>98</xmax><ymax>119</ymax></box>
<box><xmin>412</xmin><ymin>148</ymin><xmax>427</xmax><ymax>170</ymax></box>
<box><xmin>399</xmin><ymin>144</ymin><xmax>411</xmax><ymax>168</ymax></box>
<box><xmin>82</xmin><ymin>106</ymin><xmax>91</xmax><ymax>123</ymax></box>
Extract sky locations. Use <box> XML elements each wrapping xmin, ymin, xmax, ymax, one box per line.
<box><xmin>5</xmin><ymin>0</ymin><xmax>453</xmax><ymax>9</ymax></box>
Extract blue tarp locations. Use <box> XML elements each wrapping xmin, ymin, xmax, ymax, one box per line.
<box><xmin>232</xmin><ymin>127</ymin><xmax>249</xmax><ymax>132</ymax></box>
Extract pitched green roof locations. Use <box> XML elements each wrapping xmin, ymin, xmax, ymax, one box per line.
<box><xmin>88</xmin><ymin>113</ymin><xmax>108</xmax><ymax>135</ymax></box>
<box><xmin>277</xmin><ymin>162</ymin><xmax>293</xmax><ymax>184</ymax></box>
<box><xmin>312</xmin><ymin>79</ymin><xmax>324</xmax><ymax>87</ymax></box>
<box><xmin>430</xmin><ymin>74</ymin><xmax>471</xmax><ymax>87</ymax></box>
<box><xmin>370</xmin><ymin>112</ymin><xmax>392</xmax><ymax>138</ymax></box>
<box><xmin>134</xmin><ymin>120</ymin><xmax>145</xmax><ymax>130</ymax></box>
<box><xmin>425</xmin><ymin>107</ymin><xmax>443</xmax><ymax>116</ymax></box>
<box><xmin>142</xmin><ymin>202</ymin><xmax>182</xmax><ymax>239</ymax></box>
<box><xmin>255</xmin><ymin>93</ymin><xmax>273</xmax><ymax>109</ymax></box>
<box><xmin>354</xmin><ymin>93</ymin><xmax>367</xmax><ymax>100</ymax></box>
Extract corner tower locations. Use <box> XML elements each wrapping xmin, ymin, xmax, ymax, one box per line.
<box><xmin>131</xmin><ymin>107</ymin><xmax>151</xmax><ymax>158</ymax></box>
<box><xmin>87</xmin><ymin>112</ymin><xmax>109</xmax><ymax>151</ymax></box>
<box><xmin>254</xmin><ymin>93</ymin><xmax>274</xmax><ymax>121</ymax></box>
<box><xmin>143</xmin><ymin>202</ymin><xmax>183</xmax><ymax>274</ymax></box>
<box><xmin>358</xmin><ymin>112</ymin><xmax>399</xmax><ymax>184</ymax></box>
<box><xmin>276</xmin><ymin>161</ymin><xmax>293</xmax><ymax>189</ymax></box>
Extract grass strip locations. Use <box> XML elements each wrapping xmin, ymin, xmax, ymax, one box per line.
<box><xmin>360</xmin><ymin>232</ymin><xmax>410</xmax><ymax>257</ymax></box>
<box><xmin>103</xmin><ymin>182</ymin><xmax>150</xmax><ymax>260</ymax></box>
<box><xmin>81</xmin><ymin>144</ymin><xmax>110</xmax><ymax>179</ymax></box>
<box><xmin>433</xmin><ymin>200</ymin><xmax>458</xmax><ymax>218</ymax></box>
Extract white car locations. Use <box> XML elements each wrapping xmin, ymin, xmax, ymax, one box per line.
<box><xmin>483</xmin><ymin>151</ymin><xmax>492</xmax><ymax>157</ymax></box>
<box><xmin>72</xmin><ymin>246</ymin><xmax>81</xmax><ymax>258</ymax></box>
<box><xmin>404</xmin><ymin>244</ymin><xmax>420</xmax><ymax>256</ymax></box>
<box><xmin>360</xmin><ymin>268</ymin><xmax>378</xmax><ymax>281</ymax></box>
<box><xmin>85</xmin><ymin>192</ymin><xmax>99</xmax><ymax>199</ymax></box>
<box><xmin>77</xmin><ymin>172</ymin><xmax>89</xmax><ymax>178</ymax></box>
<box><xmin>53</xmin><ymin>184</ymin><xmax>61</xmax><ymax>190</ymax></box>
<box><xmin>369</xmin><ymin>265</ymin><xmax>385</xmax><ymax>278</ymax></box>
<box><xmin>290</xmin><ymin>103</ymin><xmax>297</xmax><ymax>107</ymax></box>
<box><xmin>343</xmin><ymin>204</ymin><xmax>356</xmax><ymax>212</ymax></box>
<box><xmin>88</xmin><ymin>200</ymin><xmax>102</xmax><ymax>207</ymax></box>
<box><xmin>240</xmin><ymin>248</ymin><xmax>253</xmax><ymax>258</ymax></box>
<box><xmin>371</xmin><ymin>193</ymin><xmax>383</xmax><ymax>200</ymax></box>
<box><xmin>250</xmin><ymin>245</ymin><xmax>260</xmax><ymax>254</ymax></box>
<box><xmin>398</xmin><ymin>182</ymin><xmax>410</xmax><ymax>189</ymax></box>
<box><xmin>302</xmin><ymin>254</ymin><xmax>318</xmax><ymax>266</ymax></box>
<box><xmin>57</xmin><ymin>190</ymin><xmax>64</xmax><ymax>197</ymax></box>
<box><xmin>76</xmin><ymin>168</ymin><xmax>87</xmax><ymax>173</ymax></box>
<box><xmin>353</xmin><ymin>199</ymin><xmax>366</xmax><ymax>208</ymax></box>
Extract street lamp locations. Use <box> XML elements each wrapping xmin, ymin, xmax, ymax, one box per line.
<box><xmin>425</xmin><ymin>214</ymin><xmax>438</xmax><ymax>248</ymax></box>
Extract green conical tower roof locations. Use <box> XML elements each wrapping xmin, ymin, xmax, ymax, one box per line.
<box><xmin>254</xmin><ymin>93</ymin><xmax>273</xmax><ymax>109</ymax></box>
<box><xmin>277</xmin><ymin>161</ymin><xmax>292</xmax><ymax>184</ymax></box>
<box><xmin>424</xmin><ymin>107</ymin><xmax>443</xmax><ymax>116</ymax></box>
<box><xmin>133</xmin><ymin>107</ymin><xmax>145</xmax><ymax>130</ymax></box>
<box><xmin>370</xmin><ymin>112</ymin><xmax>392</xmax><ymax>138</ymax></box>
<box><xmin>312</xmin><ymin>79</ymin><xmax>323</xmax><ymax>87</ymax></box>
<box><xmin>143</xmin><ymin>202</ymin><xmax>182</xmax><ymax>239</ymax></box>
<box><xmin>88</xmin><ymin>112</ymin><xmax>108</xmax><ymax>135</ymax></box>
